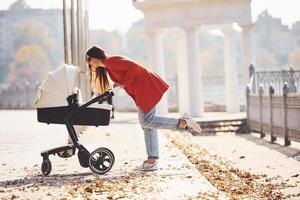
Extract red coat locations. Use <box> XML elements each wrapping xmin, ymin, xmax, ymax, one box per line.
<box><xmin>104</xmin><ymin>56</ymin><xmax>169</xmax><ymax>113</ymax></box>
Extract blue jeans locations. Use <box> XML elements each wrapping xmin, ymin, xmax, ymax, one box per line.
<box><xmin>137</xmin><ymin>106</ymin><xmax>179</xmax><ymax>159</ymax></box>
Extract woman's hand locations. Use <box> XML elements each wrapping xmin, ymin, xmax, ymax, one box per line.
<box><xmin>113</xmin><ymin>82</ymin><xmax>124</xmax><ymax>88</ymax></box>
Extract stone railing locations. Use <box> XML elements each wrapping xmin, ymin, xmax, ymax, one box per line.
<box><xmin>247</xmin><ymin>65</ymin><xmax>300</xmax><ymax>146</ymax></box>
<box><xmin>0</xmin><ymin>82</ymin><xmax>39</xmax><ymax>109</ymax></box>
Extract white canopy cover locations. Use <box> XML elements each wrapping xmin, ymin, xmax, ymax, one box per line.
<box><xmin>35</xmin><ymin>64</ymin><xmax>80</xmax><ymax>108</ymax></box>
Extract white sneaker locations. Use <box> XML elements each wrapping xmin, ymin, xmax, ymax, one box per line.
<box><xmin>181</xmin><ymin>113</ymin><xmax>202</xmax><ymax>135</ymax></box>
<box><xmin>134</xmin><ymin>161</ymin><xmax>158</xmax><ymax>172</ymax></box>
<box><xmin>294</xmin><ymin>155</ymin><xmax>300</xmax><ymax>161</ymax></box>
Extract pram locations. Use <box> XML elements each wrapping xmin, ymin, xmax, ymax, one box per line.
<box><xmin>35</xmin><ymin>64</ymin><xmax>115</xmax><ymax>176</ymax></box>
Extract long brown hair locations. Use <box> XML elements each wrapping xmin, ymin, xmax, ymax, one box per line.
<box><xmin>88</xmin><ymin>63</ymin><xmax>109</xmax><ymax>94</ymax></box>
<box><xmin>86</xmin><ymin>46</ymin><xmax>109</xmax><ymax>94</ymax></box>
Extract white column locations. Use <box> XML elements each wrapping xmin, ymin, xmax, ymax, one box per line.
<box><xmin>62</xmin><ymin>0</ymin><xmax>69</xmax><ymax>64</ymax></box>
<box><xmin>84</xmin><ymin>0</ymin><xmax>91</xmax><ymax>99</ymax></box>
<box><xmin>175</xmin><ymin>32</ymin><xmax>189</xmax><ymax>114</ymax></box>
<box><xmin>184</xmin><ymin>27</ymin><xmax>203</xmax><ymax>117</ymax></box>
<box><xmin>240</xmin><ymin>23</ymin><xmax>255</xmax><ymax>88</ymax></box>
<box><xmin>223</xmin><ymin>27</ymin><xmax>240</xmax><ymax>113</ymax></box>
<box><xmin>70</xmin><ymin>0</ymin><xmax>77</xmax><ymax>66</ymax></box>
<box><xmin>77</xmin><ymin>0</ymin><xmax>88</xmax><ymax>101</ymax></box>
<box><xmin>148</xmin><ymin>30</ymin><xmax>168</xmax><ymax>115</ymax></box>
<box><xmin>77</xmin><ymin>0</ymin><xmax>84</xmax><ymax>67</ymax></box>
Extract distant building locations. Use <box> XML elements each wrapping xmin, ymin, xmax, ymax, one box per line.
<box><xmin>291</xmin><ymin>21</ymin><xmax>300</xmax><ymax>48</ymax></box>
<box><xmin>0</xmin><ymin>0</ymin><xmax>63</xmax><ymax>83</ymax></box>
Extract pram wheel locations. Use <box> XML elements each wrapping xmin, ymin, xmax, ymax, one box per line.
<box><xmin>88</xmin><ymin>147</ymin><xmax>114</xmax><ymax>174</ymax></box>
<box><xmin>41</xmin><ymin>158</ymin><xmax>52</xmax><ymax>176</ymax></box>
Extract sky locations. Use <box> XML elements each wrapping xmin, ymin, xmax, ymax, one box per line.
<box><xmin>0</xmin><ymin>0</ymin><xmax>300</xmax><ymax>32</ymax></box>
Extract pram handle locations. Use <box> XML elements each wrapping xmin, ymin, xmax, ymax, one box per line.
<box><xmin>65</xmin><ymin>90</ymin><xmax>114</xmax><ymax>122</ymax></box>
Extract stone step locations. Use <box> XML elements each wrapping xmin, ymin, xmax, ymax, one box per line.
<box><xmin>197</xmin><ymin>119</ymin><xmax>247</xmax><ymax>135</ymax></box>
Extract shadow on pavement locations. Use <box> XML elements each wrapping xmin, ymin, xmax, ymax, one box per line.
<box><xmin>0</xmin><ymin>170</ymin><xmax>186</xmax><ymax>189</ymax></box>
<box><xmin>0</xmin><ymin>172</ymin><xmax>93</xmax><ymax>188</ymax></box>
<box><xmin>237</xmin><ymin>133</ymin><xmax>300</xmax><ymax>159</ymax></box>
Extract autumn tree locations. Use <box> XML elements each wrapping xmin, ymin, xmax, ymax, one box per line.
<box><xmin>254</xmin><ymin>11</ymin><xmax>291</xmax><ymax>69</ymax></box>
<box><xmin>9</xmin><ymin>44</ymin><xmax>51</xmax><ymax>83</ymax></box>
<box><xmin>13</xmin><ymin>19</ymin><xmax>62</xmax><ymax>68</ymax></box>
<box><xmin>89</xmin><ymin>30</ymin><xmax>123</xmax><ymax>55</ymax></box>
<box><xmin>126</xmin><ymin>21</ymin><xmax>149</xmax><ymax>65</ymax></box>
<box><xmin>288</xmin><ymin>50</ymin><xmax>300</xmax><ymax>68</ymax></box>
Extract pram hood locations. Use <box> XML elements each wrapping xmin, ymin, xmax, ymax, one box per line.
<box><xmin>35</xmin><ymin>64</ymin><xmax>80</xmax><ymax>108</ymax></box>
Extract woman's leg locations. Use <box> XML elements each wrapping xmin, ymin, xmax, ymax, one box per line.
<box><xmin>137</xmin><ymin>106</ymin><xmax>180</xmax><ymax>162</ymax></box>
<box><xmin>138</xmin><ymin>107</ymin><xmax>180</xmax><ymax>130</ymax></box>
<box><xmin>136</xmin><ymin>106</ymin><xmax>201</xmax><ymax>171</ymax></box>
<box><xmin>138</xmin><ymin>106</ymin><xmax>201</xmax><ymax>135</ymax></box>
<box><xmin>143</xmin><ymin>127</ymin><xmax>159</xmax><ymax>159</ymax></box>
<box><xmin>138</xmin><ymin>107</ymin><xmax>160</xmax><ymax>159</ymax></box>
<box><xmin>136</xmin><ymin>108</ymin><xmax>160</xmax><ymax>170</ymax></box>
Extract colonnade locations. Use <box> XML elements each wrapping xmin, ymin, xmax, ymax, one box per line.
<box><xmin>148</xmin><ymin>24</ymin><xmax>254</xmax><ymax>117</ymax></box>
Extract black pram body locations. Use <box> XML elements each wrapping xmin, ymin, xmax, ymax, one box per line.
<box><xmin>37</xmin><ymin>103</ymin><xmax>111</xmax><ymax>126</ymax></box>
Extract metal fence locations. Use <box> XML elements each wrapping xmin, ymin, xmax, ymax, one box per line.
<box><xmin>247</xmin><ymin>65</ymin><xmax>300</xmax><ymax>146</ymax></box>
<box><xmin>249</xmin><ymin>64</ymin><xmax>300</xmax><ymax>95</ymax></box>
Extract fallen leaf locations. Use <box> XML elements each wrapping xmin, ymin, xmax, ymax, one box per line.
<box><xmin>11</xmin><ymin>194</ymin><xmax>18</xmax><ymax>199</ymax></box>
<box><xmin>68</xmin><ymin>190</ymin><xmax>77</xmax><ymax>197</ymax></box>
<box><xmin>131</xmin><ymin>185</ymin><xmax>137</xmax><ymax>190</ymax></box>
<box><xmin>146</xmin><ymin>186</ymin><xmax>154</xmax><ymax>192</ymax></box>
<box><xmin>84</xmin><ymin>185</ymin><xmax>93</xmax><ymax>193</ymax></box>
<box><xmin>291</xmin><ymin>174</ymin><xmax>299</xmax><ymax>178</ymax></box>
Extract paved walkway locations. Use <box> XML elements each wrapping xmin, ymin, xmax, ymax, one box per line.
<box><xmin>1</xmin><ymin>110</ymin><xmax>299</xmax><ymax>199</ymax></box>
<box><xmin>0</xmin><ymin>110</ymin><xmax>227</xmax><ymax>199</ymax></box>
<box><xmin>194</xmin><ymin>132</ymin><xmax>300</xmax><ymax>198</ymax></box>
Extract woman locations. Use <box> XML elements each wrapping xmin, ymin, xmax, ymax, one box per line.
<box><xmin>86</xmin><ymin>46</ymin><xmax>201</xmax><ymax>171</ymax></box>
